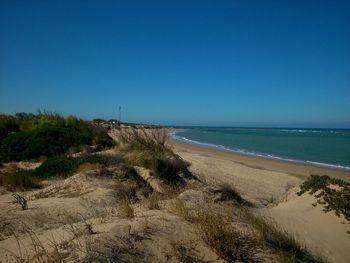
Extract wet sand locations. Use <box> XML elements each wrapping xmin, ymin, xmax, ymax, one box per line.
<box><xmin>169</xmin><ymin>138</ymin><xmax>350</xmax><ymax>182</ymax></box>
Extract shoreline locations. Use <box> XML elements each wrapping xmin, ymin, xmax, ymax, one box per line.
<box><xmin>170</xmin><ymin>131</ymin><xmax>350</xmax><ymax>172</ymax></box>
<box><xmin>168</xmin><ymin>131</ymin><xmax>350</xmax><ymax>182</ymax></box>
<box><xmin>169</xmin><ymin>129</ymin><xmax>350</xmax><ymax>263</ymax></box>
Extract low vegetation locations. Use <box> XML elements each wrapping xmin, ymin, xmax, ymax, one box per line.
<box><xmin>0</xmin><ymin>111</ymin><xmax>113</xmax><ymax>162</ymax></box>
<box><xmin>214</xmin><ymin>183</ymin><xmax>246</xmax><ymax>204</ymax></box>
<box><xmin>118</xmin><ymin>195</ymin><xmax>135</xmax><ymax>218</ymax></box>
<box><xmin>35</xmin><ymin>154</ymin><xmax>123</xmax><ymax>179</ymax></box>
<box><xmin>172</xmin><ymin>242</ymin><xmax>202</xmax><ymax>263</ymax></box>
<box><xmin>240</xmin><ymin>208</ymin><xmax>324</xmax><ymax>263</ymax></box>
<box><xmin>119</xmin><ymin>128</ymin><xmax>191</xmax><ymax>185</ymax></box>
<box><xmin>297</xmin><ymin>175</ymin><xmax>350</xmax><ymax>221</ymax></box>
<box><xmin>192</xmin><ymin>206</ymin><xmax>256</xmax><ymax>261</ymax></box>
<box><xmin>171</xmin><ymin>190</ymin><xmax>324</xmax><ymax>263</ymax></box>
<box><xmin>147</xmin><ymin>192</ymin><xmax>161</xmax><ymax>210</ymax></box>
<box><xmin>0</xmin><ymin>115</ymin><xmax>19</xmax><ymax>141</ymax></box>
<box><xmin>0</xmin><ymin>114</ymin><xmax>332</xmax><ymax>262</ymax></box>
<box><xmin>0</xmin><ymin>170</ymin><xmax>40</xmax><ymax>190</ymax></box>
<box><xmin>0</xmin><ymin>154</ymin><xmax>123</xmax><ymax>190</ymax></box>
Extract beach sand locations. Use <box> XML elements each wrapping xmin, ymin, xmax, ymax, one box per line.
<box><xmin>169</xmin><ymin>138</ymin><xmax>350</xmax><ymax>263</ymax></box>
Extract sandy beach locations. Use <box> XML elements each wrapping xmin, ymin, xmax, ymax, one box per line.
<box><xmin>169</xmin><ymin>137</ymin><xmax>350</xmax><ymax>183</ymax></box>
<box><xmin>0</xmin><ymin>126</ymin><xmax>349</xmax><ymax>262</ymax></box>
<box><xmin>169</xmin><ymin>137</ymin><xmax>350</xmax><ymax>263</ymax></box>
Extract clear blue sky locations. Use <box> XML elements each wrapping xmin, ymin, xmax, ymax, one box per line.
<box><xmin>0</xmin><ymin>0</ymin><xmax>349</xmax><ymax>127</ymax></box>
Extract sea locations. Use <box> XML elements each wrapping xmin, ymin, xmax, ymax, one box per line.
<box><xmin>170</xmin><ymin>127</ymin><xmax>350</xmax><ymax>170</ymax></box>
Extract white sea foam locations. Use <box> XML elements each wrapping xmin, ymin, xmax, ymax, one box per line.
<box><xmin>305</xmin><ymin>161</ymin><xmax>350</xmax><ymax>170</ymax></box>
<box><xmin>169</xmin><ymin>132</ymin><xmax>350</xmax><ymax>171</ymax></box>
<box><xmin>277</xmin><ymin>129</ymin><xmax>342</xmax><ymax>134</ymax></box>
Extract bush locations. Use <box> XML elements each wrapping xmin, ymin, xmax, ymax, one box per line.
<box><xmin>33</xmin><ymin>156</ymin><xmax>80</xmax><ymax>178</ymax></box>
<box><xmin>90</xmin><ymin>125</ymin><xmax>114</xmax><ymax>148</ymax></box>
<box><xmin>0</xmin><ymin>125</ymin><xmax>90</xmax><ymax>162</ymax></box>
<box><xmin>214</xmin><ymin>184</ymin><xmax>252</xmax><ymax>206</ymax></box>
<box><xmin>0</xmin><ymin>112</ymin><xmax>113</xmax><ymax>162</ymax></box>
<box><xmin>33</xmin><ymin>154</ymin><xmax>121</xmax><ymax>178</ymax></box>
<box><xmin>120</xmin><ymin>128</ymin><xmax>168</xmax><ymax>154</ymax></box>
<box><xmin>297</xmin><ymin>175</ymin><xmax>350</xmax><ymax>221</ymax></box>
<box><xmin>15</xmin><ymin>111</ymin><xmax>65</xmax><ymax>131</ymax></box>
<box><xmin>0</xmin><ymin>170</ymin><xmax>40</xmax><ymax>190</ymax></box>
<box><xmin>120</xmin><ymin>128</ymin><xmax>191</xmax><ymax>185</ymax></box>
<box><xmin>33</xmin><ymin>154</ymin><xmax>122</xmax><ymax>179</ymax></box>
<box><xmin>0</xmin><ymin>115</ymin><xmax>19</xmax><ymax>141</ymax></box>
<box><xmin>0</xmin><ymin>154</ymin><xmax>124</xmax><ymax>189</ymax></box>
<box><xmin>0</xmin><ymin>131</ymin><xmax>31</xmax><ymax>161</ymax></box>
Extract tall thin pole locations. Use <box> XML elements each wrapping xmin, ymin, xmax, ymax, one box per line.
<box><xmin>118</xmin><ymin>106</ymin><xmax>121</xmax><ymax>124</ymax></box>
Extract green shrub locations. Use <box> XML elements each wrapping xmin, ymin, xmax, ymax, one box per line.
<box><xmin>0</xmin><ymin>130</ymin><xmax>31</xmax><ymax>161</ymax></box>
<box><xmin>14</xmin><ymin>111</ymin><xmax>65</xmax><ymax>131</ymax></box>
<box><xmin>126</xmin><ymin>150</ymin><xmax>189</xmax><ymax>185</ymax></box>
<box><xmin>0</xmin><ymin>154</ymin><xmax>124</xmax><ymax>189</ymax></box>
<box><xmin>297</xmin><ymin>175</ymin><xmax>350</xmax><ymax>221</ymax></box>
<box><xmin>33</xmin><ymin>156</ymin><xmax>80</xmax><ymax>178</ymax></box>
<box><xmin>153</xmin><ymin>156</ymin><xmax>185</xmax><ymax>183</ymax></box>
<box><xmin>78</xmin><ymin>154</ymin><xmax>122</xmax><ymax>166</ymax></box>
<box><xmin>0</xmin><ymin>125</ymin><xmax>90</xmax><ymax>162</ymax></box>
<box><xmin>0</xmin><ymin>112</ymin><xmax>113</xmax><ymax>162</ymax></box>
<box><xmin>33</xmin><ymin>154</ymin><xmax>123</xmax><ymax>179</ymax></box>
<box><xmin>0</xmin><ymin>170</ymin><xmax>40</xmax><ymax>190</ymax></box>
<box><xmin>0</xmin><ymin>115</ymin><xmax>19</xmax><ymax>141</ymax></box>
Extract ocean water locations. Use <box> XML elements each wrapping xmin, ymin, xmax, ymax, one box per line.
<box><xmin>171</xmin><ymin>128</ymin><xmax>350</xmax><ymax>170</ymax></box>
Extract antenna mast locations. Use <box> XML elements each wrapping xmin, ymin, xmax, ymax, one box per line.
<box><xmin>118</xmin><ymin>106</ymin><xmax>121</xmax><ymax>125</ymax></box>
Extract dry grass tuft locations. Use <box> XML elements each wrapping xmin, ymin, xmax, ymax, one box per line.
<box><xmin>119</xmin><ymin>127</ymin><xmax>169</xmax><ymax>154</ymax></box>
<box><xmin>171</xmin><ymin>199</ymin><xmax>256</xmax><ymax>261</ymax></box>
<box><xmin>147</xmin><ymin>192</ymin><xmax>161</xmax><ymax>210</ymax></box>
<box><xmin>0</xmin><ymin>170</ymin><xmax>40</xmax><ymax>190</ymax></box>
<box><xmin>191</xmin><ymin>205</ymin><xmax>256</xmax><ymax>262</ymax></box>
<box><xmin>118</xmin><ymin>196</ymin><xmax>135</xmax><ymax>219</ymax></box>
<box><xmin>0</xmin><ymin>221</ymin><xmax>67</xmax><ymax>262</ymax></box>
<box><xmin>170</xmin><ymin>198</ymin><xmax>191</xmax><ymax>221</ymax></box>
<box><xmin>118</xmin><ymin>127</ymin><xmax>192</xmax><ymax>185</ymax></box>
<box><xmin>239</xmin><ymin>209</ymin><xmax>325</xmax><ymax>262</ymax></box>
<box><xmin>115</xmin><ymin>181</ymin><xmax>139</xmax><ymax>201</ymax></box>
<box><xmin>215</xmin><ymin>184</ymin><xmax>243</xmax><ymax>202</ymax></box>
<box><xmin>214</xmin><ymin>183</ymin><xmax>253</xmax><ymax>207</ymax></box>
<box><xmin>172</xmin><ymin>241</ymin><xmax>203</xmax><ymax>263</ymax></box>
<box><xmin>85</xmin><ymin>225</ymin><xmax>149</xmax><ymax>262</ymax></box>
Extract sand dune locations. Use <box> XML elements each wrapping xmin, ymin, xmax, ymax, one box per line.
<box><xmin>169</xmin><ymin>138</ymin><xmax>350</xmax><ymax>263</ymax></box>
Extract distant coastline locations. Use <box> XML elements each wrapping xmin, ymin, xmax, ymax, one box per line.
<box><xmin>168</xmin><ymin>129</ymin><xmax>350</xmax><ymax>177</ymax></box>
